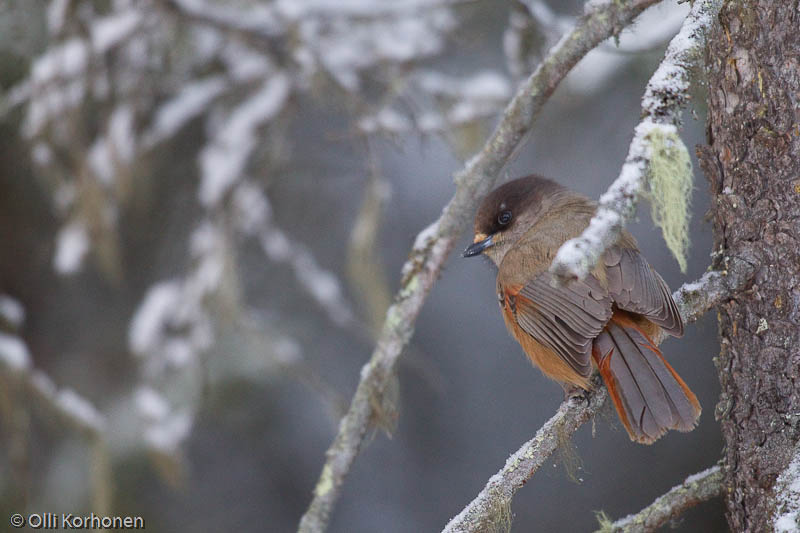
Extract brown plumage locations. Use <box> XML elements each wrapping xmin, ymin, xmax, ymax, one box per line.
<box><xmin>464</xmin><ymin>175</ymin><xmax>700</xmax><ymax>444</ymax></box>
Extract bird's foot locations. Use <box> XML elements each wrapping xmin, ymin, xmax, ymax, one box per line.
<box><xmin>562</xmin><ymin>384</ymin><xmax>590</xmax><ymax>406</ymax></box>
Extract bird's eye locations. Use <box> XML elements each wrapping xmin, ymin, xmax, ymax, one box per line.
<box><xmin>497</xmin><ymin>210</ymin><xmax>512</xmax><ymax>226</ymax></box>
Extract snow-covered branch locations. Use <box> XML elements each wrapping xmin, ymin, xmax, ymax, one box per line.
<box><xmin>297</xmin><ymin>1</ymin><xmax>663</xmax><ymax>531</ymax></box>
<box><xmin>596</xmin><ymin>465</ymin><xmax>723</xmax><ymax>533</ymax></box>
<box><xmin>232</xmin><ymin>182</ymin><xmax>356</xmax><ymax>327</ymax></box>
<box><xmin>159</xmin><ymin>0</ymin><xmax>283</xmax><ymax>41</ymax></box>
<box><xmin>0</xmin><ymin>295</ymin><xmax>112</xmax><ymax>513</ymax></box>
<box><xmin>357</xmin><ymin>71</ymin><xmax>511</xmax><ymax>136</ymax></box>
<box><xmin>0</xmin><ymin>296</ymin><xmax>105</xmax><ymax>436</ymax></box>
<box><xmin>672</xmin><ymin>265</ymin><xmax>757</xmax><ymax>324</ymax></box>
<box><xmin>441</xmin><ymin>269</ymin><xmax>744</xmax><ymax>532</ymax></box>
<box><xmin>550</xmin><ymin>0</ymin><xmax>722</xmax><ymax>281</ymax></box>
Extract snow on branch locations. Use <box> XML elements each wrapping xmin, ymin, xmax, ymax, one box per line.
<box><xmin>596</xmin><ymin>465</ymin><xmax>723</xmax><ymax>533</ymax></box>
<box><xmin>0</xmin><ymin>293</ymin><xmax>112</xmax><ymax>513</ymax></box>
<box><xmin>126</xmin><ymin>220</ymin><xmax>223</xmax><ymax>458</ymax></box>
<box><xmin>357</xmin><ymin>71</ymin><xmax>511</xmax><ymax>135</ymax></box>
<box><xmin>298</xmin><ymin>1</ymin><xmax>663</xmax><ymax>531</ymax></box>
<box><xmin>161</xmin><ymin>0</ymin><xmax>460</xmax><ymax>90</ymax></box>
<box><xmin>672</xmin><ymin>265</ymin><xmax>757</xmax><ymax>324</ymax></box>
<box><xmin>160</xmin><ymin>0</ymin><xmax>283</xmax><ymax>40</ymax></box>
<box><xmin>550</xmin><ymin>0</ymin><xmax>722</xmax><ymax>281</ymax></box>
<box><xmin>231</xmin><ymin>182</ymin><xmax>356</xmax><ymax>327</ymax></box>
<box><xmin>140</xmin><ymin>76</ymin><xmax>228</xmax><ymax>148</ymax></box>
<box><xmin>198</xmin><ymin>74</ymin><xmax>290</xmax><ymax>207</ymax></box>
<box><xmin>441</xmin><ymin>270</ymin><xmax>743</xmax><ymax>533</ymax></box>
<box><xmin>0</xmin><ymin>295</ymin><xmax>105</xmax><ymax>436</ymax></box>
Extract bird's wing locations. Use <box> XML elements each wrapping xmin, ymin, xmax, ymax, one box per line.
<box><xmin>504</xmin><ymin>271</ymin><xmax>613</xmax><ymax>379</ymax></box>
<box><xmin>603</xmin><ymin>246</ymin><xmax>684</xmax><ymax>337</ymax></box>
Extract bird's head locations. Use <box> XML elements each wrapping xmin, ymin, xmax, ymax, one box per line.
<box><xmin>463</xmin><ymin>175</ymin><xmax>568</xmax><ymax>266</ymax></box>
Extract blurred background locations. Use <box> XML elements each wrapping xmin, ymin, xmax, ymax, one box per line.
<box><xmin>0</xmin><ymin>0</ymin><xmax>725</xmax><ymax>531</ymax></box>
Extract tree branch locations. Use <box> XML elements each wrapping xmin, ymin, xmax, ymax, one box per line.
<box><xmin>159</xmin><ymin>0</ymin><xmax>285</xmax><ymax>40</ymax></box>
<box><xmin>441</xmin><ymin>270</ymin><xmax>742</xmax><ymax>532</ymax></box>
<box><xmin>596</xmin><ymin>464</ymin><xmax>724</xmax><ymax>533</ymax></box>
<box><xmin>0</xmin><ymin>333</ymin><xmax>105</xmax><ymax>436</ymax></box>
<box><xmin>443</xmin><ymin>380</ymin><xmax>608</xmax><ymax>533</ymax></box>
<box><xmin>0</xmin><ymin>326</ymin><xmax>111</xmax><ymax>515</ymax></box>
<box><xmin>672</xmin><ymin>266</ymin><xmax>757</xmax><ymax>324</ymax></box>
<box><xmin>297</xmin><ymin>1</ymin><xmax>664</xmax><ymax>531</ymax></box>
<box><xmin>550</xmin><ymin>0</ymin><xmax>723</xmax><ymax>281</ymax></box>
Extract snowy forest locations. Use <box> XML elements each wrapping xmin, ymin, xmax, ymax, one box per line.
<box><xmin>1</xmin><ymin>0</ymin><xmax>798</xmax><ymax>532</ymax></box>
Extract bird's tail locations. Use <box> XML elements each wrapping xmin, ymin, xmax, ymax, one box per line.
<box><xmin>592</xmin><ymin>313</ymin><xmax>701</xmax><ymax>444</ymax></box>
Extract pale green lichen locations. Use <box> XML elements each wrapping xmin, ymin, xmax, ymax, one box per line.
<box><xmin>645</xmin><ymin>128</ymin><xmax>693</xmax><ymax>273</ymax></box>
<box><xmin>484</xmin><ymin>489</ymin><xmax>513</xmax><ymax>533</ymax></box>
<box><xmin>315</xmin><ymin>463</ymin><xmax>334</xmax><ymax>497</ymax></box>
<box><xmin>383</xmin><ymin>304</ymin><xmax>403</xmax><ymax>330</ymax></box>
<box><xmin>593</xmin><ymin>510</ymin><xmax>615</xmax><ymax>533</ymax></box>
<box><xmin>402</xmin><ymin>273</ymin><xmax>420</xmax><ymax>296</ymax></box>
<box><xmin>369</xmin><ymin>372</ymin><xmax>399</xmax><ymax>436</ymax></box>
<box><xmin>556</xmin><ymin>424</ymin><xmax>583</xmax><ymax>483</ymax></box>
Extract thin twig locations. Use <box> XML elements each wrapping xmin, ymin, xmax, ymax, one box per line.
<box><xmin>550</xmin><ymin>0</ymin><xmax>723</xmax><ymax>281</ymax></box>
<box><xmin>346</xmin><ymin>141</ymin><xmax>392</xmax><ymax>334</ymax></box>
<box><xmin>297</xmin><ymin>1</ymin><xmax>663</xmax><ymax>531</ymax></box>
<box><xmin>441</xmin><ymin>271</ymin><xmax>744</xmax><ymax>532</ymax></box>
<box><xmin>596</xmin><ymin>464</ymin><xmax>724</xmax><ymax>533</ymax></box>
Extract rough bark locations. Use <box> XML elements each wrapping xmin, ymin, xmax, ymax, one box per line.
<box><xmin>702</xmin><ymin>1</ymin><xmax>800</xmax><ymax>530</ymax></box>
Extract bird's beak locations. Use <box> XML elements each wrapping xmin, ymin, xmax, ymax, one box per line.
<box><xmin>463</xmin><ymin>233</ymin><xmax>494</xmax><ymax>258</ymax></box>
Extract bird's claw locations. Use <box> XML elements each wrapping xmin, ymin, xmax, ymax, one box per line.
<box><xmin>563</xmin><ymin>385</ymin><xmax>591</xmax><ymax>406</ymax></box>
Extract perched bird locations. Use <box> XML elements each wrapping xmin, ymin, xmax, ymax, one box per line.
<box><xmin>463</xmin><ymin>175</ymin><xmax>700</xmax><ymax>444</ymax></box>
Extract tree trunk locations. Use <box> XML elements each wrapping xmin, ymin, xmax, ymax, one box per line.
<box><xmin>702</xmin><ymin>1</ymin><xmax>800</xmax><ymax>531</ymax></box>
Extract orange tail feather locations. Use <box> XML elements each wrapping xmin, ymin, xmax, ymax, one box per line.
<box><xmin>593</xmin><ymin>314</ymin><xmax>700</xmax><ymax>444</ymax></box>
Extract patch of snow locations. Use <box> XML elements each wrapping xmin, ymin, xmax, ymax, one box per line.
<box><xmin>47</xmin><ymin>0</ymin><xmax>70</xmax><ymax>34</ymax></box>
<box><xmin>89</xmin><ymin>137</ymin><xmax>114</xmax><ymax>185</ymax></box>
<box><xmin>232</xmin><ymin>182</ymin><xmax>270</xmax><ymax>235</ymax></box>
<box><xmin>90</xmin><ymin>9</ymin><xmax>142</xmax><ymax>54</ymax></box>
<box><xmin>199</xmin><ymin>74</ymin><xmax>291</xmax><ymax>207</ymax></box>
<box><xmin>128</xmin><ymin>281</ymin><xmax>182</xmax><ymax>356</ymax></box>
<box><xmin>56</xmin><ymin>388</ymin><xmax>106</xmax><ymax>431</ymax></box>
<box><xmin>0</xmin><ymin>295</ymin><xmax>25</xmax><ymax>328</ymax></box>
<box><xmin>53</xmin><ymin>222</ymin><xmax>90</xmax><ymax>275</ymax></box>
<box><xmin>31</xmin><ymin>370</ymin><xmax>57</xmax><ymax>398</ymax></box>
<box><xmin>108</xmin><ymin>105</ymin><xmax>135</xmax><ymax>163</ymax></box>
<box><xmin>143</xmin><ymin>410</ymin><xmax>193</xmax><ymax>453</ymax></box>
<box><xmin>413</xmin><ymin>220</ymin><xmax>440</xmax><ymax>250</ymax></box>
<box><xmin>135</xmin><ymin>387</ymin><xmax>170</xmax><ymax>421</ymax></box>
<box><xmin>143</xmin><ymin>77</ymin><xmax>227</xmax><ymax>148</ymax></box>
<box><xmin>162</xmin><ymin>338</ymin><xmax>195</xmax><ymax>368</ymax></box>
<box><xmin>0</xmin><ymin>332</ymin><xmax>31</xmax><ymax>371</ymax></box>
<box><xmin>221</xmin><ymin>42</ymin><xmax>273</xmax><ymax>82</ymax></box>
<box><xmin>32</xmin><ymin>142</ymin><xmax>53</xmax><ymax>166</ymax></box>
<box><xmin>775</xmin><ymin>448</ymin><xmax>800</xmax><ymax>533</ymax></box>
<box><xmin>260</xmin><ymin>229</ymin><xmax>291</xmax><ymax>261</ymax></box>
